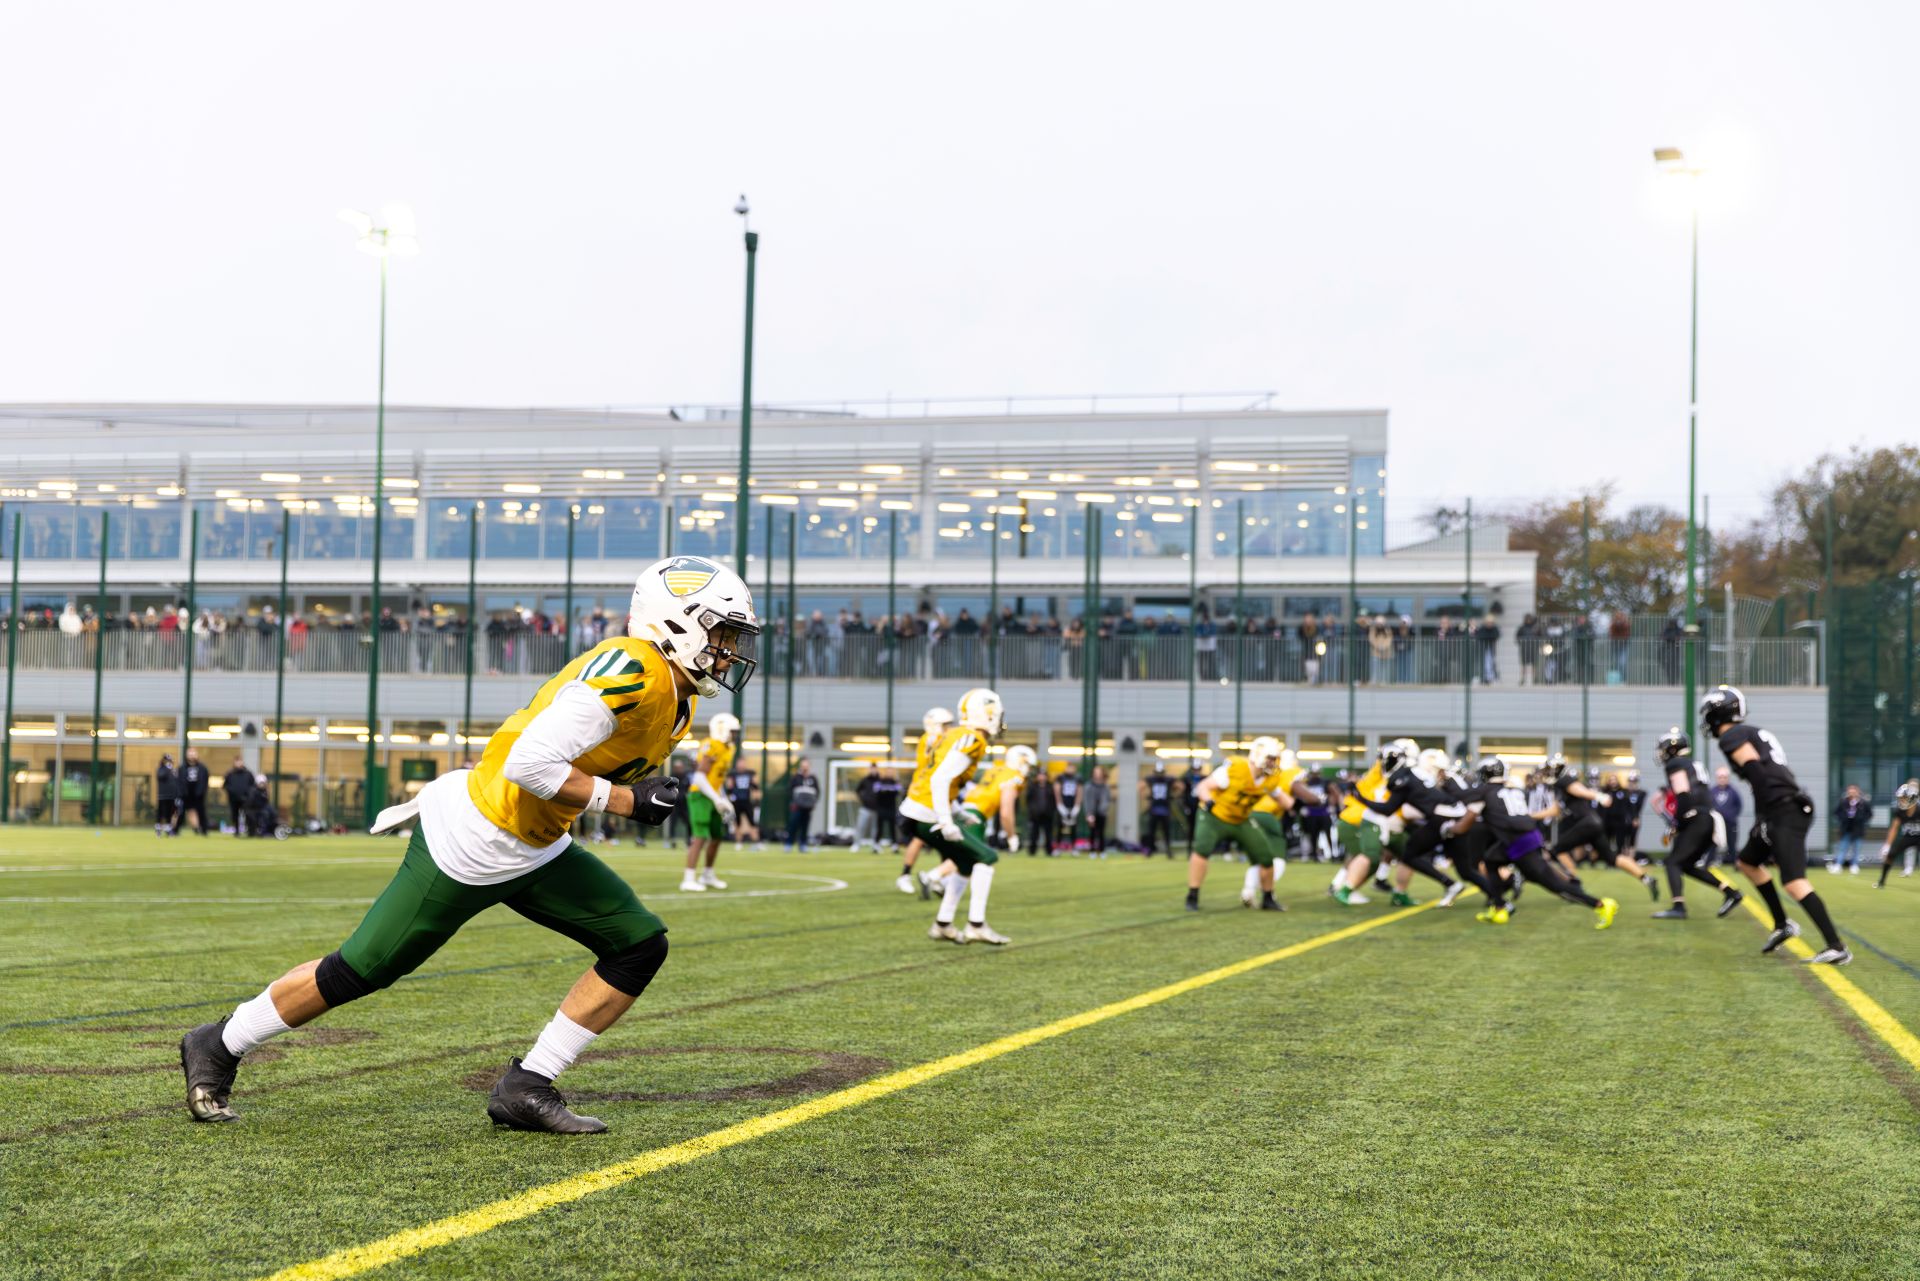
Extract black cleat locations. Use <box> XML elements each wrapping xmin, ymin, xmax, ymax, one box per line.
<box><xmin>1761</xmin><ymin>920</ymin><xmax>1801</xmax><ymax>954</ymax></box>
<box><xmin>486</xmin><ymin>1058</ymin><xmax>607</xmax><ymax>1134</ymax></box>
<box><xmin>1643</xmin><ymin>874</ymin><xmax>1661</xmax><ymax>902</ymax></box>
<box><xmin>1259</xmin><ymin>896</ymin><xmax>1287</xmax><ymax>912</ymax></box>
<box><xmin>1184</xmin><ymin>898</ymin><xmax>1200</xmax><ymax>912</ymax></box>
<box><xmin>1717</xmin><ymin>889</ymin><xmax>1744</xmax><ymax>918</ymax></box>
<box><xmin>1805</xmin><ymin>947</ymin><xmax>1852</xmax><ymax>966</ymax></box>
<box><xmin>1652</xmin><ymin>905</ymin><xmax>1688</xmax><ymax>920</ymax></box>
<box><xmin>180</xmin><ymin>1017</ymin><xmax>241</xmax><ymax>1122</ymax></box>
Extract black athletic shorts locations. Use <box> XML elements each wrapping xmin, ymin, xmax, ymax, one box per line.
<box><xmin>1740</xmin><ymin>797</ymin><xmax>1814</xmax><ymax>881</ymax></box>
<box><xmin>1551</xmin><ymin>813</ymin><xmax>1608</xmax><ymax>857</ymax></box>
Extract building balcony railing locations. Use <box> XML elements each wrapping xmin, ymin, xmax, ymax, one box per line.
<box><xmin>2</xmin><ymin>629</ymin><xmax>1822</xmax><ymax>689</ymax></box>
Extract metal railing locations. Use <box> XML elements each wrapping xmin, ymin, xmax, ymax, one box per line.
<box><xmin>4</xmin><ymin>627</ymin><xmax>1821</xmax><ymax>688</ymax></box>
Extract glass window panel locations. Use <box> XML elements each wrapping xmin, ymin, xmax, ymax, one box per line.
<box><xmin>122</xmin><ymin>502</ymin><xmax>184</xmax><ymax>560</ymax></box>
<box><xmin>600</xmin><ymin>498</ymin><xmax>661</xmax><ymax>559</ymax></box>
<box><xmin>428</xmin><ymin>500</ymin><xmax>479</xmax><ymax>558</ymax></box>
<box><xmin>299</xmin><ymin>510</ymin><xmax>359</xmax><ymax>560</ymax></box>
<box><xmin>18</xmin><ymin>503</ymin><xmax>78</xmax><ymax>558</ymax></box>
<box><xmin>484</xmin><ymin>500</ymin><xmax>540</xmax><ymax>557</ymax></box>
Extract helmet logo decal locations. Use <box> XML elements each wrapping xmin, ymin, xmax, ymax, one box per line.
<box><xmin>660</xmin><ymin>557</ymin><xmax>719</xmax><ymax>598</ymax></box>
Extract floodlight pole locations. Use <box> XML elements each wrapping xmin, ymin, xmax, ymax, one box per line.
<box><xmin>181</xmin><ymin>507</ymin><xmax>199</xmax><ymax>763</ymax></box>
<box><xmin>364</xmin><ymin>251</ymin><xmax>388</xmax><ymax>829</ymax></box>
<box><xmin>461</xmin><ymin>502</ymin><xmax>478</xmax><ymax>750</ymax></box>
<box><xmin>732</xmin><ymin>224</ymin><xmax>759</xmax><ymax>723</ymax></box>
<box><xmin>272</xmin><ymin>507</ymin><xmax>290</xmax><ymax>815</ymax></box>
<box><xmin>1682</xmin><ymin>185</ymin><xmax>1700</xmax><ymax>730</ymax></box>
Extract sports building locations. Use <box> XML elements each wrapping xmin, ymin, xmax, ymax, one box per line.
<box><xmin>0</xmin><ymin>401</ymin><xmax>1824</xmax><ymax>842</ymax></box>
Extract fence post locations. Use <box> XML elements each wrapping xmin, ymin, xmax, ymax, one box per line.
<box><xmin>1185</xmin><ymin>500</ymin><xmax>1197</xmax><ymax>764</ymax></box>
<box><xmin>782</xmin><ymin>511</ymin><xmax>796</xmax><ymax>821</ymax></box>
<box><xmin>761</xmin><ymin>503</ymin><xmax>774</xmax><ymax>791</ymax></box>
<box><xmin>181</xmin><ymin>506</ymin><xmax>199</xmax><ymax>765</ymax></box>
<box><xmin>1579</xmin><ymin>498</ymin><xmax>1590</xmax><ymax>769</ymax></box>
<box><xmin>988</xmin><ymin>506</ymin><xmax>999</xmax><ymax>688</ymax></box>
<box><xmin>1463</xmin><ymin>499</ymin><xmax>1473</xmax><ymax>758</ymax></box>
<box><xmin>1233</xmin><ymin>499</ymin><xmax>1244</xmax><ymax>745</ymax></box>
<box><xmin>884</xmin><ymin>509</ymin><xmax>897</xmax><ymax>755</ymax></box>
<box><xmin>461</xmin><ymin>502</ymin><xmax>478</xmax><ymax>751</ymax></box>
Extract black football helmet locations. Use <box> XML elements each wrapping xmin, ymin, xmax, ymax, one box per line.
<box><xmin>1475</xmin><ymin>755</ymin><xmax>1508</xmax><ymax>785</ymax></box>
<box><xmin>1537</xmin><ymin>752</ymin><xmax>1568</xmax><ymax>783</ymax></box>
<box><xmin>1656</xmin><ymin>728</ymin><xmax>1690</xmax><ymax>764</ymax></box>
<box><xmin>1896</xmin><ymin>780</ymin><xmax>1919</xmax><ymax>808</ymax></box>
<box><xmin>1699</xmin><ymin>685</ymin><xmax>1746</xmax><ymax>734</ymax></box>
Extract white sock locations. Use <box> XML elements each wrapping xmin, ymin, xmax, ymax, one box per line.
<box><xmin>938</xmin><ymin>872</ymin><xmax>968</xmax><ymax>925</ymax></box>
<box><xmin>1905</xmin><ymin>851</ymin><xmax>1915</xmax><ymax>874</ymax></box>
<box><xmin>222</xmin><ymin>987</ymin><xmax>292</xmax><ymax>1057</ymax></box>
<box><xmin>967</xmin><ymin>864</ymin><xmax>995</xmax><ymax>925</ymax></box>
<box><xmin>1243</xmin><ymin>865</ymin><xmax>1260</xmax><ymax>895</ymax></box>
<box><xmin>522</xmin><ymin>1010</ymin><xmax>598</xmax><ymax>1082</ymax></box>
<box><xmin>1271</xmin><ymin>857</ymin><xmax>1287</xmax><ymax>883</ymax></box>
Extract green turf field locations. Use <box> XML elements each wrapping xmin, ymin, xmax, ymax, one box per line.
<box><xmin>5</xmin><ymin>828</ymin><xmax>1919</xmax><ymax>1280</ymax></box>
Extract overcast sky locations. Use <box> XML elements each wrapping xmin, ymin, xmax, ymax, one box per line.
<box><xmin>3</xmin><ymin>1</ymin><xmax>1914</xmax><ymax>520</ymax></box>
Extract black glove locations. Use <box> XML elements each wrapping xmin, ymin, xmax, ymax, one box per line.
<box><xmin>630</xmin><ymin>775</ymin><xmax>682</xmax><ymax>825</ymax></box>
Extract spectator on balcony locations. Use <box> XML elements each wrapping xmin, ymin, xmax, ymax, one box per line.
<box><xmin>1298</xmin><ymin>612</ymin><xmax>1321</xmax><ymax>685</ymax></box>
<box><xmin>1516</xmin><ymin>614</ymin><xmax>1541</xmax><ymax>685</ymax></box>
<box><xmin>806</xmin><ymin>610</ymin><xmax>831</xmax><ymax>676</ymax></box>
<box><xmin>1195</xmin><ymin>607</ymin><xmax>1219</xmax><ymax>682</ymax></box>
<box><xmin>1574</xmin><ymin>613</ymin><xmax>1595</xmax><ymax>683</ymax></box>
<box><xmin>951</xmin><ymin>607</ymin><xmax>980</xmax><ymax>676</ymax></box>
<box><xmin>1475</xmin><ymin>614</ymin><xmax>1501</xmax><ymax>683</ymax></box>
<box><xmin>1117</xmin><ymin>607</ymin><xmax>1142</xmax><ymax>680</ymax></box>
<box><xmin>1609</xmin><ymin>610</ymin><xmax>1632</xmax><ymax>678</ymax></box>
<box><xmin>1367</xmin><ymin>614</ymin><xmax>1393</xmax><ymax>685</ymax></box>
<box><xmin>1660</xmin><ymin>614</ymin><xmax>1683</xmax><ymax>684</ymax></box>
<box><xmin>1154</xmin><ymin>612</ymin><xmax>1182</xmax><ymax>682</ymax></box>
<box><xmin>413</xmin><ymin>605</ymin><xmax>436</xmax><ymax>672</ymax></box>
<box><xmin>1394</xmin><ymin>614</ymin><xmax>1414</xmax><ymax>683</ymax></box>
<box><xmin>1545</xmin><ymin>617</ymin><xmax>1567</xmax><ymax>684</ymax></box>
<box><xmin>1064</xmin><ymin>615</ymin><xmax>1086</xmax><ymax>680</ymax></box>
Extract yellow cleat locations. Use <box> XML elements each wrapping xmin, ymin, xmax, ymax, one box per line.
<box><xmin>1475</xmin><ymin>905</ymin><xmax>1510</xmax><ymax>925</ymax></box>
<box><xmin>1594</xmin><ymin>897</ymin><xmax>1619</xmax><ymax>930</ymax></box>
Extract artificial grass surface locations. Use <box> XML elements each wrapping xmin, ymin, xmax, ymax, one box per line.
<box><xmin>4</xmin><ymin>828</ymin><xmax>1918</xmax><ymax>1279</ymax></box>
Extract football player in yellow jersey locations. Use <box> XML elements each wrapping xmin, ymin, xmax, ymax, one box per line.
<box><xmin>1186</xmin><ymin>737</ymin><xmax>1310</xmax><ymax>911</ymax></box>
<box><xmin>1238</xmin><ymin>749</ymin><xmax>1327</xmax><ymax>906</ymax></box>
<box><xmin>681</xmin><ymin>711</ymin><xmax>740</xmax><ymax>892</ymax></box>
<box><xmin>896</xmin><ymin>707</ymin><xmax>954</xmax><ymax>896</ymax></box>
<box><xmin>180</xmin><ymin>556</ymin><xmax>758</xmax><ymax>1134</ymax></box>
<box><xmin>900</xmin><ymin>688</ymin><xmax>1011</xmax><ymax>944</ymax></box>
<box><xmin>1329</xmin><ymin>739</ymin><xmax>1417</xmax><ymax>906</ymax></box>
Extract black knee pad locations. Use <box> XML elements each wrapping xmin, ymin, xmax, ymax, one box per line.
<box><xmin>314</xmin><ymin>950</ymin><xmax>376</xmax><ymax>1007</ymax></box>
<box><xmin>593</xmin><ymin>931</ymin><xmax>668</xmax><ymax>998</ymax></box>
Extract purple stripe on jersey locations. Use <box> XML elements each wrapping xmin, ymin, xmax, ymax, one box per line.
<box><xmin>1502</xmin><ymin>829</ymin><xmax>1544</xmax><ymax>862</ymax></box>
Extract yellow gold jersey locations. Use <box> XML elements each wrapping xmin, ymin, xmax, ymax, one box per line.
<box><xmin>915</xmin><ymin>729</ymin><xmax>940</xmax><ymax>776</ymax></box>
<box><xmin>469</xmin><ymin>637</ymin><xmax>690</xmax><ymax>846</ymax></box>
<box><xmin>964</xmin><ymin>764</ymin><xmax>1022</xmax><ymax>814</ymax></box>
<box><xmin>906</xmin><ymin>727</ymin><xmax>990</xmax><ymax>809</ymax></box>
<box><xmin>1209</xmin><ymin>757</ymin><xmax>1274</xmax><ymax>825</ymax></box>
<box><xmin>699</xmin><ymin>736</ymin><xmax>736</xmax><ymax>790</ymax></box>
<box><xmin>1253</xmin><ymin>765</ymin><xmax>1308</xmax><ymax>817</ymax></box>
<box><xmin>1337</xmin><ymin>762</ymin><xmax>1388</xmax><ymax>826</ymax></box>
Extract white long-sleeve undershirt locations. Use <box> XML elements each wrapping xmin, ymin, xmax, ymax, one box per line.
<box><xmin>502</xmin><ymin>681</ymin><xmax>617</xmax><ymax>800</ymax></box>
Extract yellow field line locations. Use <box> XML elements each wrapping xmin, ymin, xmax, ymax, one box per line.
<box><xmin>259</xmin><ymin>900</ymin><xmax>1443</xmax><ymax>1281</ymax></box>
<box><xmin>1734</xmin><ymin>893</ymin><xmax>1920</xmax><ymax>1073</ymax></box>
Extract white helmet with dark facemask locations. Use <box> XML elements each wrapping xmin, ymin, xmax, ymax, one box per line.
<box><xmin>628</xmin><ymin>556</ymin><xmax>760</xmax><ymax>699</ymax></box>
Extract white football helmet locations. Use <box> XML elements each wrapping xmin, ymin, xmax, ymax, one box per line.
<box><xmin>709</xmin><ymin>712</ymin><xmax>741</xmax><ymax>743</ymax></box>
<box><xmin>1379</xmin><ymin>737</ymin><xmax>1418</xmax><ymax>773</ymax></box>
<box><xmin>1418</xmin><ymin>748</ymin><xmax>1449</xmax><ymax>779</ymax></box>
<box><xmin>957</xmin><ymin>688</ymin><xmax>1004</xmax><ymax>735</ymax></box>
<box><xmin>628</xmin><ymin>556</ymin><xmax>760</xmax><ymax>699</ymax></box>
<box><xmin>1004</xmin><ymin>744</ymin><xmax>1038</xmax><ymax>777</ymax></box>
<box><xmin>923</xmin><ymin>707</ymin><xmax>954</xmax><ymax>737</ymax></box>
<box><xmin>1279</xmin><ymin>748</ymin><xmax>1299</xmax><ymax>774</ymax></box>
<box><xmin>1248</xmin><ymin>736</ymin><xmax>1284</xmax><ymax>774</ymax></box>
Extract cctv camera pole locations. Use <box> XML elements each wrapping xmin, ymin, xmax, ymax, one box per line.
<box><xmin>272</xmin><ymin>507</ymin><xmax>290</xmax><ymax>815</ymax></box>
<box><xmin>181</xmin><ymin>507</ymin><xmax>198</xmax><ymax>763</ymax></box>
<box><xmin>86</xmin><ymin>511</ymin><xmax>108</xmax><ymax>824</ymax></box>
<box><xmin>1</xmin><ymin>510</ymin><xmax>20</xmax><ymax>821</ymax></box>
<box><xmin>731</xmin><ymin>219</ymin><xmax>759</xmax><ymax>724</ymax></box>
<box><xmin>461</xmin><ymin>502</ymin><xmax>478</xmax><ymax>750</ymax></box>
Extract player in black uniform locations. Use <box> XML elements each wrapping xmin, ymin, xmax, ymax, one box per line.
<box><xmin>1455</xmin><ymin>757</ymin><xmax>1618</xmax><ymax>929</ymax></box>
<box><xmin>1181</xmin><ymin>763</ymin><xmax>1206</xmax><ymax>853</ymax></box>
<box><xmin>1703</xmin><ymin>686</ymin><xmax>1850</xmax><ymax>964</ymax></box>
<box><xmin>1876</xmin><ymin>780</ymin><xmax>1920</xmax><ymax>887</ymax></box>
<box><xmin>1540</xmin><ymin>755</ymin><xmax>1659</xmax><ymax>901</ymax></box>
<box><xmin>1141</xmin><ymin>762</ymin><xmax>1176</xmax><ymax>857</ymax></box>
<box><xmin>1352</xmin><ymin>749</ymin><xmax>1483</xmax><ymax>906</ymax></box>
<box><xmin>1649</xmin><ymin>729</ymin><xmax>1745</xmax><ymax>920</ymax></box>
